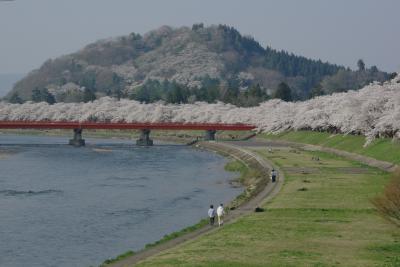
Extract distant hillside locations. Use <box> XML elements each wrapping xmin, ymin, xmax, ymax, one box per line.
<box><xmin>0</xmin><ymin>73</ymin><xmax>24</xmax><ymax>97</ymax></box>
<box><xmin>7</xmin><ymin>24</ymin><xmax>389</xmax><ymax>105</ymax></box>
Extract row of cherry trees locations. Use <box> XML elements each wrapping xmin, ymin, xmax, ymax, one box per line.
<box><xmin>1</xmin><ymin>74</ymin><xmax>399</xmax><ymax>144</ymax></box>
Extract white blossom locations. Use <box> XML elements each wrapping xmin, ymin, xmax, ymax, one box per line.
<box><xmin>1</xmin><ymin>74</ymin><xmax>399</xmax><ymax>144</ymax></box>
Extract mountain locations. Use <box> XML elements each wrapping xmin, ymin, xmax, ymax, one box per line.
<box><xmin>6</xmin><ymin>24</ymin><xmax>389</xmax><ymax>105</ymax></box>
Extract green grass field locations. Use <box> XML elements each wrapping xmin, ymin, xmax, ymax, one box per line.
<box><xmin>135</xmin><ymin>144</ymin><xmax>400</xmax><ymax>266</ymax></box>
<box><xmin>260</xmin><ymin>131</ymin><xmax>400</xmax><ymax>165</ymax></box>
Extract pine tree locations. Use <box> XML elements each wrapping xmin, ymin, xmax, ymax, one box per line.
<box><xmin>357</xmin><ymin>59</ymin><xmax>365</xmax><ymax>71</ymax></box>
<box><xmin>83</xmin><ymin>88</ymin><xmax>96</xmax><ymax>103</ymax></box>
<box><xmin>249</xmin><ymin>84</ymin><xmax>264</xmax><ymax>98</ymax></box>
<box><xmin>31</xmin><ymin>88</ymin><xmax>56</xmax><ymax>104</ymax></box>
<box><xmin>9</xmin><ymin>92</ymin><xmax>23</xmax><ymax>104</ymax></box>
<box><xmin>274</xmin><ymin>82</ymin><xmax>292</xmax><ymax>102</ymax></box>
<box><xmin>31</xmin><ymin>88</ymin><xmax>42</xmax><ymax>102</ymax></box>
<box><xmin>42</xmin><ymin>89</ymin><xmax>56</xmax><ymax>104</ymax></box>
<box><xmin>309</xmin><ymin>83</ymin><xmax>324</xmax><ymax>98</ymax></box>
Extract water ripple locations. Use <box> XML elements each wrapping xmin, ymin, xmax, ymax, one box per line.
<box><xmin>0</xmin><ymin>189</ymin><xmax>63</xmax><ymax>197</ymax></box>
<box><xmin>106</xmin><ymin>176</ymin><xmax>149</xmax><ymax>182</ymax></box>
<box><xmin>105</xmin><ymin>208</ymin><xmax>153</xmax><ymax>217</ymax></box>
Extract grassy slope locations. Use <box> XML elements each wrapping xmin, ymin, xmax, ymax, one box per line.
<box><xmin>135</xmin><ymin>146</ymin><xmax>400</xmax><ymax>267</ymax></box>
<box><xmin>260</xmin><ymin>131</ymin><xmax>400</xmax><ymax>165</ymax></box>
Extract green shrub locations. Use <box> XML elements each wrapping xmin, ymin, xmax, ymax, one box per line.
<box><xmin>372</xmin><ymin>170</ymin><xmax>400</xmax><ymax>227</ymax></box>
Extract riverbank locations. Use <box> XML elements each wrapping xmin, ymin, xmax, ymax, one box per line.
<box><xmin>131</xmin><ymin>137</ymin><xmax>400</xmax><ymax>267</ymax></box>
<box><xmin>104</xmin><ymin>141</ymin><xmax>280</xmax><ymax>267</ymax></box>
<box><xmin>7</xmin><ymin>130</ymin><xmax>399</xmax><ymax>266</ymax></box>
<box><xmin>0</xmin><ymin>134</ymin><xmax>242</xmax><ymax>267</ymax></box>
<box><xmin>0</xmin><ymin>150</ymin><xmax>11</xmax><ymax>159</ymax></box>
<box><xmin>0</xmin><ymin>147</ymin><xmax>18</xmax><ymax>159</ymax></box>
<box><xmin>0</xmin><ymin>130</ymin><xmax>272</xmax><ymax>266</ymax></box>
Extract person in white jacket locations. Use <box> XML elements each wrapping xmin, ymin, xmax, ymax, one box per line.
<box><xmin>216</xmin><ymin>203</ymin><xmax>225</xmax><ymax>226</ymax></box>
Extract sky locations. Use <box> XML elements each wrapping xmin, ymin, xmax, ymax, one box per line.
<box><xmin>0</xmin><ymin>0</ymin><xmax>399</xmax><ymax>74</ymax></box>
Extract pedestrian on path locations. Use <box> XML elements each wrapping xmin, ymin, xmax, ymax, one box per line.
<box><xmin>208</xmin><ymin>205</ymin><xmax>216</xmax><ymax>226</ymax></box>
<box><xmin>216</xmin><ymin>203</ymin><xmax>225</xmax><ymax>227</ymax></box>
<box><xmin>271</xmin><ymin>169</ymin><xmax>277</xmax><ymax>183</ymax></box>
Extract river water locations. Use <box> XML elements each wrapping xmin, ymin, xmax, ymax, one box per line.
<box><xmin>0</xmin><ymin>135</ymin><xmax>241</xmax><ymax>267</ymax></box>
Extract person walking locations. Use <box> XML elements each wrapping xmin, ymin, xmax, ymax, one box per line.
<box><xmin>271</xmin><ymin>169</ymin><xmax>277</xmax><ymax>183</ymax></box>
<box><xmin>216</xmin><ymin>203</ymin><xmax>225</xmax><ymax>227</ymax></box>
<box><xmin>208</xmin><ymin>205</ymin><xmax>216</xmax><ymax>226</ymax></box>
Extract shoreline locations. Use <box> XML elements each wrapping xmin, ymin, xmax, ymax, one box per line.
<box><xmin>0</xmin><ymin>147</ymin><xmax>18</xmax><ymax>159</ymax></box>
<box><xmin>105</xmin><ymin>141</ymin><xmax>282</xmax><ymax>267</ymax></box>
<box><xmin>131</xmin><ymin>137</ymin><xmax>399</xmax><ymax>266</ymax></box>
<box><xmin>0</xmin><ymin>131</ymin><xmax>276</xmax><ymax>266</ymax></box>
<box><xmin>3</xmin><ymin>131</ymin><xmax>399</xmax><ymax>266</ymax></box>
<box><xmin>0</xmin><ymin>151</ymin><xmax>11</xmax><ymax>159</ymax></box>
<box><xmin>104</xmin><ymin>135</ymin><xmax>400</xmax><ymax>266</ymax></box>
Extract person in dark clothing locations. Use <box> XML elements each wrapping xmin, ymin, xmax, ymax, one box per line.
<box><xmin>271</xmin><ymin>169</ymin><xmax>277</xmax><ymax>182</ymax></box>
<box><xmin>208</xmin><ymin>205</ymin><xmax>216</xmax><ymax>225</ymax></box>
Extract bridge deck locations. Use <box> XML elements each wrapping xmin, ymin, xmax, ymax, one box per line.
<box><xmin>0</xmin><ymin>121</ymin><xmax>255</xmax><ymax>131</ymax></box>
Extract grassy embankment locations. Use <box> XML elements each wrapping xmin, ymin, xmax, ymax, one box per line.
<box><xmin>134</xmin><ymin>132</ymin><xmax>400</xmax><ymax>267</ymax></box>
<box><xmin>218</xmin><ymin>149</ymin><xmax>265</xmax><ymax>209</ymax></box>
<box><xmin>100</xmin><ymin>219</ymin><xmax>210</xmax><ymax>266</ymax></box>
<box><xmin>260</xmin><ymin>131</ymin><xmax>400</xmax><ymax>165</ymax></box>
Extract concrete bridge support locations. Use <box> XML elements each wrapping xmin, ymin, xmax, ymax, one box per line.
<box><xmin>69</xmin><ymin>128</ymin><xmax>85</xmax><ymax>147</ymax></box>
<box><xmin>136</xmin><ymin>129</ymin><xmax>153</xmax><ymax>146</ymax></box>
<box><xmin>205</xmin><ymin>130</ymin><xmax>217</xmax><ymax>141</ymax></box>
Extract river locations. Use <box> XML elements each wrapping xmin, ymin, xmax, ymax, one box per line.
<box><xmin>0</xmin><ymin>135</ymin><xmax>242</xmax><ymax>267</ymax></box>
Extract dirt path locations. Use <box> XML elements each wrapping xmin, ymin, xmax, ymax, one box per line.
<box><xmin>107</xmin><ymin>137</ymin><xmax>399</xmax><ymax>266</ymax></box>
<box><xmin>251</xmin><ymin>138</ymin><xmax>399</xmax><ymax>172</ymax></box>
<box><xmin>108</xmin><ymin>141</ymin><xmax>284</xmax><ymax>267</ymax></box>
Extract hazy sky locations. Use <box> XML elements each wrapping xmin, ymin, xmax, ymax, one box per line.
<box><xmin>0</xmin><ymin>0</ymin><xmax>399</xmax><ymax>74</ymax></box>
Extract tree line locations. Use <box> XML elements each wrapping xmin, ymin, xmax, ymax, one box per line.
<box><xmin>7</xmin><ymin>58</ymin><xmax>393</xmax><ymax>106</ymax></box>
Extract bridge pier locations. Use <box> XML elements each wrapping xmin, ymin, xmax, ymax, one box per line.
<box><xmin>69</xmin><ymin>128</ymin><xmax>85</xmax><ymax>147</ymax></box>
<box><xmin>136</xmin><ymin>129</ymin><xmax>153</xmax><ymax>146</ymax></box>
<box><xmin>205</xmin><ymin>130</ymin><xmax>217</xmax><ymax>141</ymax></box>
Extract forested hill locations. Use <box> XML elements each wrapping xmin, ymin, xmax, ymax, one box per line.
<box><xmin>7</xmin><ymin>24</ymin><xmax>389</xmax><ymax>106</ymax></box>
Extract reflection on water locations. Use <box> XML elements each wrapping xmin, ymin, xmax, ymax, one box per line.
<box><xmin>0</xmin><ymin>135</ymin><xmax>241</xmax><ymax>267</ymax></box>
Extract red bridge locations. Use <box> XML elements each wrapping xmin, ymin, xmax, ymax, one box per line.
<box><xmin>0</xmin><ymin>121</ymin><xmax>256</xmax><ymax>146</ymax></box>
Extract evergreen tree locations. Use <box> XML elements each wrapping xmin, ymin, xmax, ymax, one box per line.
<box><xmin>42</xmin><ymin>88</ymin><xmax>56</xmax><ymax>104</ymax></box>
<box><xmin>80</xmin><ymin>72</ymin><xmax>97</xmax><ymax>90</ymax></box>
<box><xmin>389</xmin><ymin>72</ymin><xmax>398</xmax><ymax>80</ymax></box>
<box><xmin>309</xmin><ymin>83</ymin><xmax>324</xmax><ymax>98</ymax></box>
<box><xmin>166</xmin><ymin>82</ymin><xmax>189</xmax><ymax>103</ymax></box>
<box><xmin>9</xmin><ymin>92</ymin><xmax>23</xmax><ymax>104</ymax></box>
<box><xmin>274</xmin><ymin>82</ymin><xmax>292</xmax><ymax>101</ymax></box>
<box><xmin>370</xmin><ymin>66</ymin><xmax>379</xmax><ymax>73</ymax></box>
<box><xmin>357</xmin><ymin>59</ymin><xmax>365</xmax><ymax>71</ymax></box>
<box><xmin>31</xmin><ymin>88</ymin><xmax>56</xmax><ymax>104</ymax></box>
<box><xmin>192</xmin><ymin>23</ymin><xmax>204</xmax><ymax>31</ymax></box>
<box><xmin>134</xmin><ymin>86</ymin><xmax>151</xmax><ymax>103</ymax></box>
<box><xmin>83</xmin><ymin>88</ymin><xmax>96</xmax><ymax>102</ymax></box>
<box><xmin>249</xmin><ymin>84</ymin><xmax>264</xmax><ymax>98</ymax></box>
<box><xmin>31</xmin><ymin>88</ymin><xmax>43</xmax><ymax>102</ymax></box>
